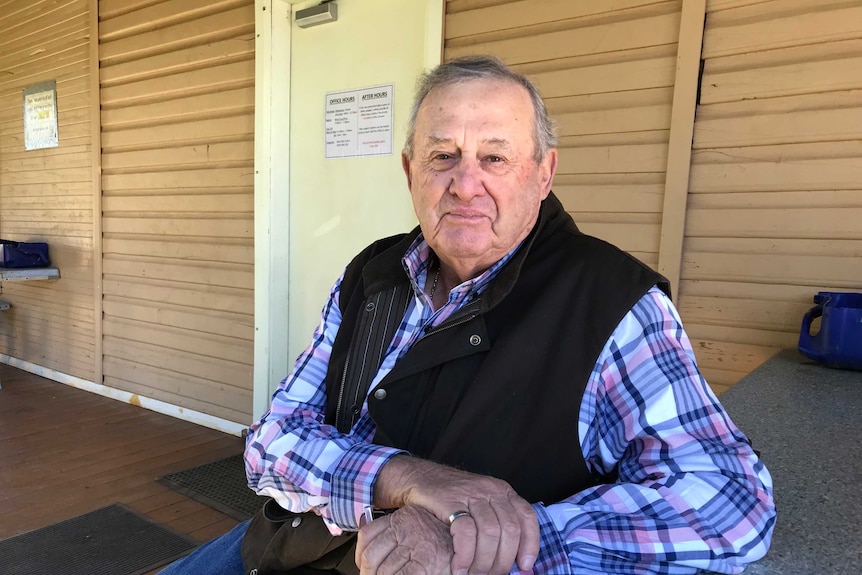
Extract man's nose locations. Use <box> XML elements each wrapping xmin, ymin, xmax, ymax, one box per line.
<box><xmin>448</xmin><ymin>158</ymin><xmax>486</xmax><ymax>199</ymax></box>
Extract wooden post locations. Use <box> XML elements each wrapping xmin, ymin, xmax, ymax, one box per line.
<box><xmin>658</xmin><ymin>0</ymin><xmax>707</xmax><ymax>298</ymax></box>
<box><xmin>90</xmin><ymin>0</ymin><xmax>104</xmax><ymax>386</ymax></box>
<box><xmin>253</xmin><ymin>0</ymin><xmax>292</xmax><ymax>421</ymax></box>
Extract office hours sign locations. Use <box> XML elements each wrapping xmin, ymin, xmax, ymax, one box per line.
<box><xmin>23</xmin><ymin>81</ymin><xmax>59</xmax><ymax>150</ymax></box>
<box><xmin>325</xmin><ymin>84</ymin><xmax>393</xmax><ymax>159</ymax></box>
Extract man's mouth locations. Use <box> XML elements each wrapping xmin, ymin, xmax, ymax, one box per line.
<box><xmin>445</xmin><ymin>211</ymin><xmax>487</xmax><ymax>221</ymax></box>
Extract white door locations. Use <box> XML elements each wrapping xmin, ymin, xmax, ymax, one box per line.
<box><xmin>253</xmin><ymin>0</ymin><xmax>443</xmax><ymax>418</ymax></box>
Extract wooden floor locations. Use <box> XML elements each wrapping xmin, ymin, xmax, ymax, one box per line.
<box><xmin>0</xmin><ymin>363</ymin><xmax>245</xmax><ymax>571</ymax></box>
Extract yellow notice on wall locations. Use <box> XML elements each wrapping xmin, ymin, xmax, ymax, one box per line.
<box><xmin>23</xmin><ymin>80</ymin><xmax>59</xmax><ymax>150</ymax></box>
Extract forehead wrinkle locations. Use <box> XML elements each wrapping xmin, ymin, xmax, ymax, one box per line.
<box><xmin>423</xmin><ymin>135</ymin><xmax>512</xmax><ymax>149</ymax></box>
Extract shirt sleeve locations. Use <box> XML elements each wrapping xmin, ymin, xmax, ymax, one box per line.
<box><xmin>526</xmin><ymin>287</ymin><xmax>776</xmax><ymax>575</ymax></box>
<box><xmin>243</xmin><ymin>273</ymin><xmax>404</xmax><ymax>534</ymax></box>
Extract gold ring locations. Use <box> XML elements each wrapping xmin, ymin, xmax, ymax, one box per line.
<box><xmin>447</xmin><ymin>510</ymin><xmax>471</xmax><ymax>525</ymax></box>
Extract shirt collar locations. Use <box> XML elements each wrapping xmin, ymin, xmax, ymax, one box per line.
<box><xmin>400</xmin><ymin>235</ymin><xmax>522</xmax><ymax>303</ymax></box>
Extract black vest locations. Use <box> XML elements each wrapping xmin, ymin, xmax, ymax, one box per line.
<box><xmin>324</xmin><ymin>193</ymin><xmax>669</xmax><ymax>505</ymax></box>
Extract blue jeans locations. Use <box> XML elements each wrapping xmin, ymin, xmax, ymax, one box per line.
<box><xmin>159</xmin><ymin>519</ymin><xmax>250</xmax><ymax>574</ymax></box>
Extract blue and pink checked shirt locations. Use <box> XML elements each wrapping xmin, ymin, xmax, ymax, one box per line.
<box><xmin>245</xmin><ymin>236</ymin><xmax>775</xmax><ymax>575</ymax></box>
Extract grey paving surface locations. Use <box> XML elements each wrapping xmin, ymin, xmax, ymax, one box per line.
<box><xmin>720</xmin><ymin>349</ymin><xmax>862</xmax><ymax>575</ymax></box>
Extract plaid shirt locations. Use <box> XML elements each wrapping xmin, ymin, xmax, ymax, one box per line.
<box><xmin>245</xmin><ymin>237</ymin><xmax>775</xmax><ymax>575</ymax></box>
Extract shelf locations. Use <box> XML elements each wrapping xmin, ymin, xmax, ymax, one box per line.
<box><xmin>0</xmin><ymin>267</ymin><xmax>60</xmax><ymax>281</ymax></box>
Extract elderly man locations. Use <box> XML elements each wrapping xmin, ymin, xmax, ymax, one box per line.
<box><xmin>161</xmin><ymin>55</ymin><xmax>774</xmax><ymax>575</ymax></box>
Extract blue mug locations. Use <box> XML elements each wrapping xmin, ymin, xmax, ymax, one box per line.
<box><xmin>798</xmin><ymin>291</ymin><xmax>862</xmax><ymax>370</ymax></box>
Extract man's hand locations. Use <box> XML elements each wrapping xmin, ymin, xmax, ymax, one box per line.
<box><xmin>375</xmin><ymin>456</ymin><xmax>539</xmax><ymax>575</ymax></box>
<box><xmin>356</xmin><ymin>505</ymin><xmax>454</xmax><ymax>575</ymax></box>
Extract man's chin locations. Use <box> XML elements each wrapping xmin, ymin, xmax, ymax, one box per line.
<box><xmin>437</xmin><ymin>241</ymin><xmax>499</xmax><ymax>264</ymax></box>
<box><xmin>436</xmin><ymin>235</ymin><xmax>489</xmax><ymax>254</ymax></box>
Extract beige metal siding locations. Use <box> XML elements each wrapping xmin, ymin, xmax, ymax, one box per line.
<box><xmin>0</xmin><ymin>0</ymin><xmax>96</xmax><ymax>380</ymax></box>
<box><xmin>680</xmin><ymin>0</ymin><xmax>862</xmax><ymax>390</ymax></box>
<box><xmin>99</xmin><ymin>0</ymin><xmax>255</xmax><ymax>422</ymax></box>
<box><xmin>445</xmin><ymin>0</ymin><xmax>683</xmax><ymax>268</ymax></box>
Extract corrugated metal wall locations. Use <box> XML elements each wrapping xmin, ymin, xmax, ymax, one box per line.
<box><xmin>0</xmin><ymin>0</ymin><xmax>96</xmax><ymax>380</ymax></box>
<box><xmin>98</xmin><ymin>0</ymin><xmax>255</xmax><ymax>422</ymax></box>
<box><xmin>679</xmin><ymin>0</ymin><xmax>862</xmax><ymax>390</ymax></box>
<box><xmin>445</xmin><ymin>0</ymin><xmax>682</xmax><ymax>268</ymax></box>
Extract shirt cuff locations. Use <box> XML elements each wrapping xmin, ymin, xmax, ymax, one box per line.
<box><xmin>328</xmin><ymin>442</ymin><xmax>406</xmax><ymax>531</ymax></box>
<box><xmin>519</xmin><ymin>503</ymin><xmax>572</xmax><ymax>575</ymax></box>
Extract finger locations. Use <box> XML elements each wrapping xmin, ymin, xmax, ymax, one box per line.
<box><xmin>508</xmin><ymin>494</ymin><xmax>540</xmax><ymax>572</ymax></box>
<box><xmin>357</xmin><ymin>515</ymin><xmax>391</xmax><ymax>561</ymax></box>
<box><xmin>358</xmin><ymin>537</ymin><xmax>398</xmax><ymax>575</ymax></box>
<box><xmin>376</xmin><ymin>545</ymin><xmax>412</xmax><ymax>575</ymax></box>
<box><xmin>487</xmin><ymin>499</ymin><xmax>521</xmax><ymax>575</ymax></box>
<box><xmin>357</xmin><ymin>517</ymin><xmax>396</xmax><ymax>575</ymax></box>
<box><xmin>465</xmin><ymin>501</ymin><xmax>501</xmax><ymax>575</ymax></box>
<box><xmin>449</xmin><ymin>512</ymin><xmax>477</xmax><ymax>575</ymax></box>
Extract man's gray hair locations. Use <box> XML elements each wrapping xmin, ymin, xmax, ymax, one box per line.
<box><xmin>403</xmin><ymin>55</ymin><xmax>557</xmax><ymax>163</ymax></box>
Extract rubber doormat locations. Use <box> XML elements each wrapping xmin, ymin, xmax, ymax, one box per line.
<box><xmin>158</xmin><ymin>454</ymin><xmax>264</xmax><ymax>521</ymax></box>
<box><xmin>0</xmin><ymin>503</ymin><xmax>196</xmax><ymax>575</ymax></box>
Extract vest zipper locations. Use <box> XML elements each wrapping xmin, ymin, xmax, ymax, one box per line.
<box><xmin>334</xmin><ymin>355</ymin><xmax>350</xmax><ymax>431</ymax></box>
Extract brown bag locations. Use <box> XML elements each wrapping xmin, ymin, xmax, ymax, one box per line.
<box><xmin>240</xmin><ymin>498</ymin><xmax>358</xmax><ymax>575</ymax></box>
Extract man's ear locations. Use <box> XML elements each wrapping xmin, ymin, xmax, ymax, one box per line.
<box><xmin>539</xmin><ymin>148</ymin><xmax>558</xmax><ymax>199</ymax></box>
<box><xmin>401</xmin><ymin>153</ymin><xmax>413</xmax><ymax>189</ymax></box>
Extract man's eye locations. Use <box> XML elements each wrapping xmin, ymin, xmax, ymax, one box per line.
<box><xmin>486</xmin><ymin>155</ymin><xmax>504</xmax><ymax>163</ymax></box>
<box><xmin>434</xmin><ymin>153</ymin><xmax>452</xmax><ymax>161</ymax></box>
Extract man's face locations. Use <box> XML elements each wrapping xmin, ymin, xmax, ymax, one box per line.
<box><xmin>402</xmin><ymin>79</ymin><xmax>557</xmax><ymax>278</ymax></box>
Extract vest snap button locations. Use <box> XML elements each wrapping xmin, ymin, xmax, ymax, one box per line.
<box><xmin>374</xmin><ymin>388</ymin><xmax>387</xmax><ymax>400</ymax></box>
<box><xmin>291</xmin><ymin>517</ymin><xmax>302</xmax><ymax>528</ymax></box>
<box><xmin>365</xmin><ymin>302</ymin><xmax>375</xmax><ymax>311</ymax></box>
<box><xmin>469</xmin><ymin>334</ymin><xmax>481</xmax><ymax>346</ymax></box>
